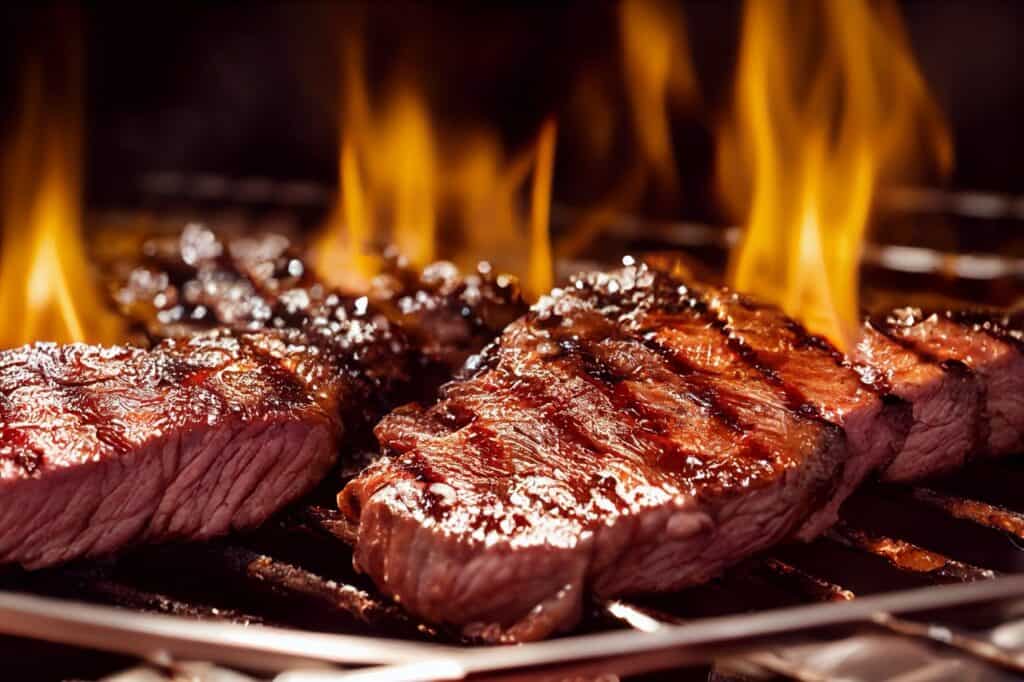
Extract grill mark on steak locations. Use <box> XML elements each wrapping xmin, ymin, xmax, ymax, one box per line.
<box><xmin>0</xmin><ymin>333</ymin><xmax>339</xmax><ymax>568</ymax></box>
<box><xmin>633</xmin><ymin>336</ymin><xmax>745</xmax><ymax>435</ymax></box>
<box><xmin>853</xmin><ymin>318</ymin><xmax>987</xmax><ymax>482</ymax></box>
<box><xmin>866</xmin><ymin>315</ymin><xmax>984</xmax><ymax>418</ymax></box>
<box><xmin>553</xmin><ymin>268</ymin><xmax>807</xmax><ymax>437</ymax></box>
<box><xmin>528</xmin><ymin>341</ymin><xmax>747</xmax><ymax>495</ymax></box>
<box><xmin>943</xmin><ymin>310</ymin><xmax>1024</xmax><ymax>352</ymax></box>
<box><xmin>682</xmin><ymin>279</ymin><xmax>912</xmax><ymax>539</ymax></box>
<box><xmin>868</xmin><ymin>315</ymin><xmax>980</xmax><ymax>381</ymax></box>
<box><xmin>529</xmin><ymin>270</ymin><xmax>839</xmax><ymax>493</ymax></box>
<box><xmin>549</xmin><ymin>338</ymin><xmax>731</xmax><ymax>476</ymax></box>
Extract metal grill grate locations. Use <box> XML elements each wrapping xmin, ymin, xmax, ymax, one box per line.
<box><xmin>5</xmin><ymin>459</ymin><xmax>1024</xmax><ymax>681</ymax></box>
<box><xmin>4</xmin><ymin>179</ymin><xmax>1024</xmax><ymax>680</ymax></box>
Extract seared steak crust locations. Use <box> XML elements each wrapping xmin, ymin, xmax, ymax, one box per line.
<box><xmin>113</xmin><ymin>225</ymin><xmax>525</xmax><ymax>390</ymax></box>
<box><xmin>853</xmin><ymin>318</ymin><xmax>986</xmax><ymax>481</ymax></box>
<box><xmin>882</xmin><ymin>308</ymin><xmax>1024</xmax><ymax>455</ymax></box>
<box><xmin>341</xmin><ymin>263</ymin><xmax>1023</xmax><ymax>642</ymax></box>
<box><xmin>690</xmin><ymin>286</ymin><xmax>911</xmax><ymax>538</ymax></box>
<box><xmin>341</xmin><ymin>263</ymin><xmax>875</xmax><ymax>640</ymax></box>
<box><xmin>0</xmin><ymin>333</ymin><xmax>338</xmax><ymax>568</ymax></box>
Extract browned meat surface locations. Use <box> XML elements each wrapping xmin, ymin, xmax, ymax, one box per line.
<box><xmin>340</xmin><ymin>263</ymin><xmax>882</xmax><ymax>641</ymax></box>
<box><xmin>340</xmin><ymin>261</ymin><xmax>1023</xmax><ymax>642</ymax></box>
<box><xmin>113</xmin><ymin>225</ymin><xmax>525</xmax><ymax>390</ymax></box>
<box><xmin>0</xmin><ymin>333</ymin><xmax>338</xmax><ymax>568</ymax></box>
<box><xmin>690</xmin><ymin>285</ymin><xmax>911</xmax><ymax>539</ymax></box>
<box><xmin>853</xmin><ymin>319</ymin><xmax>986</xmax><ymax>481</ymax></box>
<box><xmin>883</xmin><ymin>308</ymin><xmax>1024</xmax><ymax>455</ymax></box>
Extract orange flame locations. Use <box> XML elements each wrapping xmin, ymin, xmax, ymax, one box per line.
<box><xmin>0</xmin><ymin>35</ymin><xmax>123</xmax><ymax>348</ymax></box>
<box><xmin>719</xmin><ymin>0</ymin><xmax>952</xmax><ymax>349</ymax></box>
<box><xmin>558</xmin><ymin>0</ymin><xmax>698</xmax><ymax>259</ymax></box>
<box><xmin>315</xmin><ymin>36</ymin><xmax>556</xmax><ymax>297</ymax></box>
<box><xmin>619</xmin><ymin>0</ymin><xmax>696</xmax><ymax>197</ymax></box>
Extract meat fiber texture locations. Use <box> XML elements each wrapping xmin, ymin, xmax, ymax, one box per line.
<box><xmin>0</xmin><ymin>333</ymin><xmax>338</xmax><ymax>568</ymax></box>
<box><xmin>341</xmin><ymin>261</ymin><xmax>1023</xmax><ymax>642</ymax></box>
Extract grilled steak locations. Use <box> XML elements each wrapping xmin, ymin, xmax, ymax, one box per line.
<box><xmin>850</xmin><ymin>309</ymin><xmax>1023</xmax><ymax>481</ymax></box>
<box><xmin>340</xmin><ymin>261</ymin><xmax>1023</xmax><ymax>641</ymax></box>
<box><xmin>0</xmin><ymin>333</ymin><xmax>339</xmax><ymax>568</ymax></box>
<box><xmin>0</xmin><ymin>226</ymin><xmax>525</xmax><ymax>570</ymax></box>
<box><xmin>113</xmin><ymin>224</ymin><xmax>525</xmax><ymax>389</ymax></box>
<box><xmin>853</xmin><ymin>318</ymin><xmax>985</xmax><ymax>481</ymax></box>
<box><xmin>881</xmin><ymin>309</ymin><xmax>1024</xmax><ymax>455</ymax></box>
<box><xmin>340</xmin><ymin>263</ymin><xmax>898</xmax><ymax>640</ymax></box>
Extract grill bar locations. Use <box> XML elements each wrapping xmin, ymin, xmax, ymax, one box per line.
<box><xmin>755</xmin><ymin>558</ymin><xmax>855</xmax><ymax>602</ymax></box>
<box><xmin>39</xmin><ymin>567</ymin><xmax>263</xmax><ymax>624</ymax></box>
<box><xmin>870</xmin><ymin>612</ymin><xmax>1024</xmax><ymax>674</ymax></box>
<box><xmin>908</xmin><ymin>487</ymin><xmax>1024</xmax><ymax>542</ymax></box>
<box><xmin>200</xmin><ymin>544</ymin><xmax>439</xmax><ymax>639</ymax></box>
<box><xmin>297</xmin><ymin>505</ymin><xmax>360</xmax><ymax>545</ymax></box>
<box><xmin>825</xmin><ymin>521</ymin><xmax>998</xmax><ymax>583</ymax></box>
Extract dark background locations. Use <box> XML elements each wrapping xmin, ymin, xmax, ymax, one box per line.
<box><xmin>2</xmin><ymin>1</ymin><xmax>1023</xmax><ymax>220</ymax></box>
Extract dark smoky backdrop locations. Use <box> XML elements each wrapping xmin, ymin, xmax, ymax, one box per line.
<box><xmin>1</xmin><ymin>1</ymin><xmax>1023</xmax><ymax>217</ymax></box>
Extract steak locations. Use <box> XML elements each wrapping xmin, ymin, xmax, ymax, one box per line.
<box><xmin>688</xmin><ymin>284</ymin><xmax>910</xmax><ymax>539</ymax></box>
<box><xmin>0</xmin><ymin>333</ymin><xmax>338</xmax><ymax>568</ymax></box>
<box><xmin>0</xmin><ymin>226</ymin><xmax>525</xmax><ymax>569</ymax></box>
<box><xmin>852</xmin><ymin>317</ymin><xmax>986</xmax><ymax>481</ymax></box>
<box><xmin>881</xmin><ymin>309</ymin><xmax>1024</xmax><ymax>455</ymax></box>
<box><xmin>340</xmin><ymin>261</ymin><xmax>1023</xmax><ymax>641</ymax></box>
<box><xmin>113</xmin><ymin>225</ymin><xmax>525</xmax><ymax>391</ymax></box>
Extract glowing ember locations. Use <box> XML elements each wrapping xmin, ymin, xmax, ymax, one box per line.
<box><xmin>718</xmin><ymin>0</ymin><xmax>952</xmax><ymax>349</ymax></box>
<box><xmin>0</xmin><ymin>34</ymin><xmax>123</xmax><ymax>348</ymax></box>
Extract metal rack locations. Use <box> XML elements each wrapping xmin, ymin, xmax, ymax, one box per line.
<box><xmin>4</xmin><ymin>176</ymin><xmax>1022</xmax><ymax>680</ymax></box>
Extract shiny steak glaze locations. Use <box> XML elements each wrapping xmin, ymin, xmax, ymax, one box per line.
<box><xmin>689</xmin><ymin>286</ymin><xmax>911</xmax><ymax>539</ymax></box>
<box><xmin>0</xmin><ymin>333</ymin><xmax>338</xmax><ymax>568</ymax></box>
<box><xmin>340</xmin><ymin>263</ymin><xmax>898</xmax><ymax>641</ymax></box>
<box><xmin>341</xmin><ymin>263</ymin><xmax>1024</xmax><ymax>642</ymax></box>
<box><xmin>853</xmin><ymin>319</ymin><xmax>987</xmax><ymax>481</ymax></box>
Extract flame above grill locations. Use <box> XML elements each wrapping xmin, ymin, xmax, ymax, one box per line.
<box><xmin>313</xmin><ymin>32</ymin><xmax>557</xmax><ymax>297</ymax></box>
<box><xmin>0</xmin><ymin>2</ymin><xmax>962</xmax><ymax>350</ymax></box>
<box><xmin>0</xmin><ymin>17</ymin><xmax>123</xmax><ymax>349</ymax></box>
<box><xmin>718</xmin><ymin>0</ymin><xmax>952</xmax><ymax>349</ymax></box>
